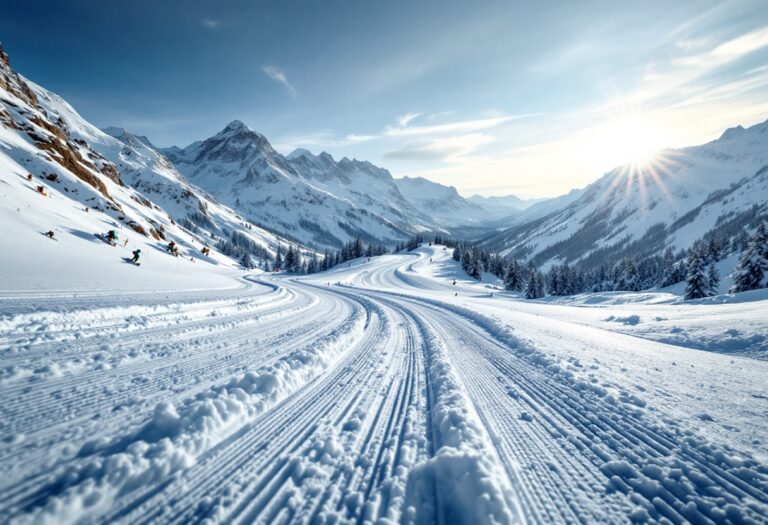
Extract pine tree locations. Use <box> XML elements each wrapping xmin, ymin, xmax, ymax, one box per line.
<box><xmin>453</xmin><ymin>246</ymin><xmax>462</xmax><ymax>262</ymax></box>
<box><xmin>503</xmin><ymin>260</ymin><xmax>523</xmax><ymax>291</ymax></box>
<box><xmin>730</xmin><ymin>221</ymin><xmax>768</xmax><ymax>293</ymax></box>
<box><xmin>525</xmin><ymin>269</ymin><xmax>544</xmax><ymax>299</ymax></box>
<box><xmin>707</xmin><ymin>262</ymin><xmax>720</xmax><ymax>296</ymax></box>
<box><xmin>284</xmin><ymin>245</ymin><xmax>298</xmax><ymax>273</ymax></box>
<box><xmin>467</xmin><ymin>247</ymin><xmax>482</xmax><ymax>280</ymax></box>
<box><xmin>274</xmin><ymin>246</ymin><xmax>284</xmax><ymax>271</ymax></box>
<box><xmin>684</xmin><ymin>241</ymin><xmax>709</xmax><ymax>300</ymax></box>
<box><xmin>240</xmin><ymin>252</ymin><xmax>255</xmax><ymax>270</ymax></box>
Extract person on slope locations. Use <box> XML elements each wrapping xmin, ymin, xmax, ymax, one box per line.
<box><xmin>166</xmin><ymin>241</ymin><xmax>179</xmax><ymax>257</ymax></box>
<box><xmin>105</xmin><ymin>230</ymin><xmax>118</xmax><ymax>246</ymax></box>
<box><xmin>131</xmin><ymin>249</ymin><xmax>141</xmax><ymax>264</ymax></box>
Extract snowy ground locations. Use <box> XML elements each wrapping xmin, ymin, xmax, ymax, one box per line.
<box><xmin>1</xmin><ymin>245</ymin><xmax>767</xmax><ymax>524</ymax></box>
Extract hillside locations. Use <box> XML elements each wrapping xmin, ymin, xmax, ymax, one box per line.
<box><xmin>482</xmin><ymin>120</ymin><xmax>768</xmax><ymax>268</ymax></box>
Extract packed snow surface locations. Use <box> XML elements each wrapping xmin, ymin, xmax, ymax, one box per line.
<box><xmin>1</xmin><ymin>245</ymin><xmax>767</xmax><ymax>524</ymax></box>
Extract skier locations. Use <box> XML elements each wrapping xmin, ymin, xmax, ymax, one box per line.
<box><xmin>201</xmin><ymin>246</ymin><xmax>210</xmax><ymax>256</ymax></box>
<box><xmin>105</xmin><ymin>230</ymin><xmax>118</xmax><ymax>245</ymax></box>
<box><xmin>167</xmin><ymin>241</ymin><xmax>179</xmax><ymax>256</ymax></box>
<box><xmin>45</xmin><ymin>230</ymin><xmax>55</xmax><ymax>239</ymax></box>
<box><xmin>452</xmin><ymin>279</ymin><xmax>457</xmax><ymax>286</ymax></box>
<box><xmin>27</xmin><ymin>173</ymin><xmax>33</xmax><ymax>182</ymax></box>
<box><xmin>36</xmin><ymin>185</ymin><xmax>48</xmax><ymax>196</ymax></box>
<box><xmin>131</xmin><ymin>249</ymin><xmax>141</xmax><ymax>264</ymax></box>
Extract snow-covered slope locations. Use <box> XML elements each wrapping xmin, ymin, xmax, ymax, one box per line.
<box><xmin>0</xmin><ymin>45</ymin><xmax>292</xmax><ymax>283</ymax></box>
<box><xmin>3</xmin><ymin>244</ymin><xmax>766</xmax><ymax>524</ymax></box>
<box><xmin>484</xmin><ymin>120</ymin><xmax>768</xmax><ymax>267</ymax></box>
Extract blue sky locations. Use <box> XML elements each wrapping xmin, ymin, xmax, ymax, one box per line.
<box><xmin>2</xmin><ymin>0</ymin><xmax>768</xmax><ymax>197</ymax></box>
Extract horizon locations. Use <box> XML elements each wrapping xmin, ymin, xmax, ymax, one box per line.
<box><xmin>2</xmin><ymin>0</ymin><xmax>768</xmax><ymax>198</ymax></box>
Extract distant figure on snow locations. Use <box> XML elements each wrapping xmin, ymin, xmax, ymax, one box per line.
<box><xmin>27</xmin><ymin>173</ymin><xmax>33</xmax><ymax>182</ymax></box>
<box><xmin>167</xmin><ymin>241</ymin><xmax>179</xmax><ymax>257</ymax></box>
<box><xmin>105</xmin><ymin>230</ymin><xmax>118</xmax><ymax>245</ymax></box>
<box><xmin>131</xmin><ymin>249</ymin><xmax>141</xmax><ymax>264</ymax></box>
<box><xmin>45</xmin><ymin>230</ymin><xmax>55</xmax><ymax>239</ymax></box>
<box><xmin>36</xmin><ymin>185</ymin><xmax>47</xmax><ymax>196</ymax></box>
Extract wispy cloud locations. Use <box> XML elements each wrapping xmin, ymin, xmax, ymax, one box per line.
<box><xmin>344</xmin><ymin>112</ymin><xmax>533</xmax><ymax>144</ymax></box>
<box><xmin>395</xmin><ymin>112</ymin><xmax>422</xmax><ymax>127</ymax></box>
<box><xmin>201</xmin><ymin>19</ymin><xmax>219</xmax><ymax>29</ymax></box>
<box><xmin>262</xmin><ymin>66</ymin><xmax>297</xmax><ymax>96</ymax></box>
<box><xmin>383</xmin><ymin>133</ymin><xmax>495</xmax><ymax>163</ymax></box>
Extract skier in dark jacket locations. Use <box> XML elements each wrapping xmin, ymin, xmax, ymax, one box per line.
<box><xmin>105</xmin><ymin>230</ymin><xmax>118</xmax><ymax>245</ymax></box>
<box><xmin>131</xmin><ymin>249</ymin><xmax>141</xmax><ymax>264</ymax></box>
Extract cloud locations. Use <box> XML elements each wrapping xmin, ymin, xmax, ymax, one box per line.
<box><xmin>347</xmin><ymin>112</ymin><xmax>534</xmax><ymax>145</ymax></box>
<box><xmin>202</xmin><ymin>19</ymin><xmax>219</xmax><ymax>29</ymax></box>
<box><xmin>383</xmin><ymin>114</ymin><xmax>528</xmax><ymax>138</ymax></box>
<box><xmin>395</xmin><ymin>112</ymin><xmax>422</xmax><ymax>127</ymax></box>
<box><xmin>262</xmin><ymin>66</ymin><xmax>297</xmax><ymax>96</ymax></box>
<box><xmin>383</xmin><ymin>133</ymin><xmax>495</xmax><ymax>163</ymax></box>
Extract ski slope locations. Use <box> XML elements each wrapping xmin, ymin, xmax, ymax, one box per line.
<box><xmin>1</xmin><ymin>246</ymin><xmax>767</xmax><ymax>524</ymax></box>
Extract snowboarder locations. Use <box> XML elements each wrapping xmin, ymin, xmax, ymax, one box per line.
<box><xmin>131</xmin><ymin>249</ymin><xmax>141</xmax><ymax>264</ymax></box>
<box><xmin>45</xmin><ymin>230</ymin><xmax>55</xmax><ymax>239</ymax></box>
<box><xmin>36</xmin><ymin>185</ymin><xmax>48</xmax><ymax>197</ymax></box>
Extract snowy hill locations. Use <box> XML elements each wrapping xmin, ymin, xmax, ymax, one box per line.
<box><xmin>483</xmin><ymin>120</ymin><xmax>768</xmax><ymax>268</ymax></box>
<box><xmin>0</xmin><ymin>45</ymin><xmax>295</xmax><ymax>285</ymax></box>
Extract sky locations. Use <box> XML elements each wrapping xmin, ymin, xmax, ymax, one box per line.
<box><xmin>2</xmin><ymin>0</ymin><xmax>768</xmax><ymax>198</ymax></box>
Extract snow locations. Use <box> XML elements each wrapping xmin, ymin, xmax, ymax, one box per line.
<box><xmin>2</xmin><ymin>46</ymin><xmax>768</xmax><ymax>524</ymax></box>
<box><xmin>2</xmin><ymin>244</ymin><xmax>767</xmax><ymax>524</ymax></box>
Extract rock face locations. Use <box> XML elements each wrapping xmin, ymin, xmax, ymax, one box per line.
<box><xmin>1</xmin><ymin>45</ymin><xmax>293</xmax><ymax>263</ymax></box>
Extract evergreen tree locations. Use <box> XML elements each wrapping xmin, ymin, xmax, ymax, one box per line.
<box><xmin>503</xmin><ymin>260</ymin><xmax>523</xmax><ymax>291</ymax></box>
<box><xmin>707</xmin><ymin>262</ymin><xmax>720</xmax><ymax>296</ymax></box>
<box><xmin>525</xmin><ymin>270</ymin><xmax>545</xmax><ymax>299</ymax></box>
<box><xmin>467</xmin><ymin>247</ymin><xmax>482</xmax><ymax>279</ymax></box>
<box><xmin>684</xmin><ymin>241</ymin><xmax>709</xmax><ymax>300</ymax></box>
<box><xmin>274</xmin><ymin>246</ymin><xmax>284</xmax><ymax>271</ymax></box>
<box><xmin>240</xmin><ymin>252</ymin><xmax>255</xmax><ymax>270</ymax></box>
<box><xmin>731</xmin><ymin>221</ymin><xmax>768</xmax><ymax>293</ymax></box>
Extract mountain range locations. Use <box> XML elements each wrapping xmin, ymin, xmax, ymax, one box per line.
<box><xmin>2</xmin><ymin>42</ymin><xmax>767</xmax><ymax>270</ymax></box>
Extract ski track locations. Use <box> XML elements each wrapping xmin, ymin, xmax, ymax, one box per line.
<box><xmin>1</xmin><ymin>251</ymin><xmax>767</xmax><ymax>524</ymax></box>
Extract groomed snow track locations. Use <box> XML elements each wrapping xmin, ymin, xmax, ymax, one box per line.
<box><xmin>1</xmin><ymin>249</ymin><xmax>767</xmax><ymax>524</ymax></box>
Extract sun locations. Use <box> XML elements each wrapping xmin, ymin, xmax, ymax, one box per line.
<box><xmin>586</xmin><ymin>113</ymin><xmax>665</xmax><ymax>171</ymax></box>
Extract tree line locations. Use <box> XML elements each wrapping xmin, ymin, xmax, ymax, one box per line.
<box><xmin>401</xmin><ymin>218</ymin><xmax>768</xmax><ymax>300</ymax></box>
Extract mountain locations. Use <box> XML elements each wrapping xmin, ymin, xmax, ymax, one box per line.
<box><xmin>394</xmin><ymin>176</ymin><xmax>512</xmax><ymax>226</ymax></box>
<box><xmin>467</xmin><ymin>194</ymin><xmax>543</xmax><ymax>213</ymax></box>
<box><xmin>0</xmin><ymin>44</ymin><xmax>293</xmax><ymax>274</ymax></box>
<box><xmin>482</xmin><ymin>119</ymin><xmax>768</xmax><ymax>268</ymax></box>
<box><xmin>162</xmin><ymin>123</ymin><xmax>450</xmax><ymax>248</ymax></box>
